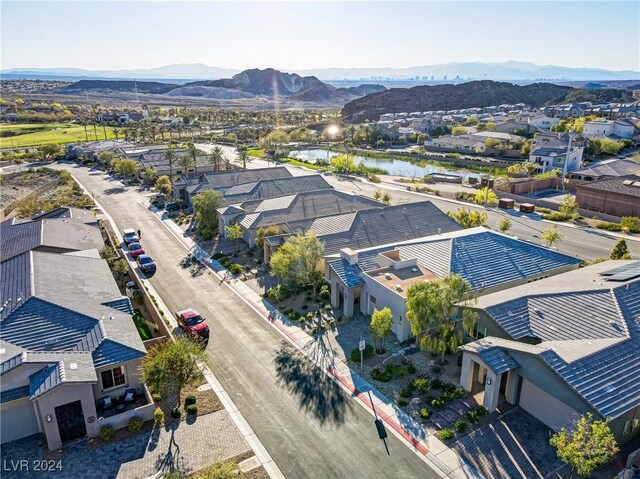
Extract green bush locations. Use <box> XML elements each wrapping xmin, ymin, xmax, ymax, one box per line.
<box><xmin>476</xmin><ymin>405</ymin><xmax>489</xmax><ymax>416</ymax></box>
<box><xmin>154</xmin><ymin>407</ymin><xmax>164</xmax><ymax>425</ymax></box>
<box><xmin>371</xmin><ymin>366</ymin><xmax>392</xmax><ymax>382</ymax></box>
<box><xmin>453</xmin><ymin>418</ymin><xmax>468</xmax><ymax>433</ymax></box>
<box><xmin>228</xmin><ymin>263</ymin><xmax>243</xmax><ymax>275</ymax></box>
<box><xmin>413</xmin><ymin>378</ymin><xmax>431</xmax><ymax>392</ymax></box>
<box><xmin>185</xmin><ymin>395</ymin><xmax>196</xmax><ymax>407</ymax></box>
<box><xmin>171</xmin><ymin>407</ymin><xmax>182</xmax><ymax>419</ymax></box>
<box><xmin>368</xmin><ymin>174</ymin><xmax>381</xmax><ymax>183</ymax></box>
<box><xmin>430</xmin><ymin>397</ymin><xmax>446</xmax><ymax>409</ymax></box>
<box><xmin>319</xmin><ymin>285</ymin><xmax>331</xmax><ymax>300</ymax></box>
<box><xmin>537</xmin><ymin>207</ymin><xmax>552</xmax><ymax>214</ymax></box>
<box><xmin>219</xmin><ymin>257</ymin><xmax>231</xmax><ymax>267</ymax></box>
<box><xmin>596</xmin><ymin>222</ymin><xmax>622</xmax><ymax>232</ymax></box>
<box><xmin>212</xmin><ymin>252</ymin><xmax>227</xmax><ymax>260</ymax></box>
<box><xmin>439</xmin><ymin>428</ymin><xmax>455</xmax><ymax>440</ymax></box>
<box><xmin>349</xmin><ymin>344</ymin><xmax>374</xmax><ymax>362</ymax></box>
<box><xmin>128</xmin><ymin>416</ymin><xmax>144</xmax><ymax>432</ymax></box>
<box><xmin>399</xmin><ymin>387</ymin><xmax>413</xmax><ymax>398</ymax></box>
<box><xmin>453</xmin><ymin>387</ymin><xmax>466</xmax><ymax>399</ymax></box>
<box><xmin>420</xmin><ymin>408</ymin><xmax>431</xmax><ymax>419</ymax></box>
<box><xmin>541</xmin><ymin>212</ymin><xmax>568</xmax><ymax>221</ymax></box>
<box><xmin>186</xmin><ymin>404</ymin><xmax>198</xmax><ymax>415</ymax></box>
<box><xmin>431</xmin><ymin>378</ymin><xmax>444</xmax><ymax>389</ymax></box>
<box><xmin>620</xmin><ymin>216</ymin><xmax>640</xmax><ymax>233</ymax></box>
<box><xmin>396</xmin><ymin>398</ymin><xmax>408</xmax><ymax>407</ymax></box>
<box><xmin>152</xmin><ymin>393</ymin><xmax>162</xmax><ymax>402</ymax></box>
<box><xmin>393</xmin><ymin>365</ymin><xmax>407</xmax><ymax>378</ymax></box>
<box><xmin>266</xmin><ymin>284</ymin><xmax>290</xmax><ymax>302</ymax></box>
<box><xmin>407</xmin><ymin>364</ymin><xmax>417</xmax><ymax>374</ymax></box>
<box><xmin>99</xmin><ymin>425</ymin><xmax>114</xmax><ymax>442</ymax></box>
<box><xmin>464</xmin><ymin>411</ymin><xmax>479</xmax><ymax>424</ymax></box>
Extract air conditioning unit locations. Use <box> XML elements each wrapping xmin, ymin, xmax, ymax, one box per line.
<box><xmin>395</xmin><ymin>284</ymin><xmax>403</xmax><ymax>291</ymax></box>
<box><xmin>385</xmin><ymin>273</ymin><xmax>392</xmax><ymax>280</ymax></box>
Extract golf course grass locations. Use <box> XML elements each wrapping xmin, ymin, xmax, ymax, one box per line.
<box><xmin>0</xmin><ymin>122</ymin><xmax>118</xmax><ymax>148</ymax></box>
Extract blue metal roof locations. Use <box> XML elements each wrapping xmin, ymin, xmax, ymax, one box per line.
<box><xmin>328</xmin><ymin>259</ymin><xmax>365</xmax><ymax>287</ymax></box>
<box><xmin>451</xmin><ymin>232</ymin><xmax>581</xmax><ymax>291</ymax></box>
<box><xmin>92</xmin><ymin>339</ymin><xmax>146</xmax><ymax>368</ymax></box>
<box><xmin>0</xmin><ymin>219</ymin><xmax>41</xmax><ymax>263</ymax></box>
<box><xmin>477</xmin><ymin>347</ymin><xmax>519</xmax><ymax>374</ymax></box>
<box><xmin>101</xmin><ymin>297</ymin><xmax>134</xmax><ymax>316</ymax></box>
<box><xmin>0</xmin><ymin>385</ymin><xmax>30</xmax><ymax>404</ymax></box>
<box><xmin>29</xmin><ymin>365</ymin><xmax>60</xmax><ymax>399</ymax></box>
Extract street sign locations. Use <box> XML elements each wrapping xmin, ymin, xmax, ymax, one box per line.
<box><xmin>359</xmin><ymin>339</ymin><xmax>366</xmax><ymax>351</ymax></box>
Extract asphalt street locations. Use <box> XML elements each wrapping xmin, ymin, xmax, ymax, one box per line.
<box><xmin>59</xmin><ymin>164</ymin><xmax>442</xmax><ymax>479</ymax></box>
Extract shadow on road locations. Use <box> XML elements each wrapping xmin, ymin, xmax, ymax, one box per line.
<box><xmin>104</xmin><ymin>186</ymin><xmax>125</xmax><ymax>195</ymax></box>
<box><xmin>273</xmin><ymin>341</ymin><xmax>352</xmax><ymax>427</ymax></box>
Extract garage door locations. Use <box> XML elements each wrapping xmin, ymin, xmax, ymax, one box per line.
<box><xmin>1</xmin><ymin>399</ymin><xmax>40</xmax><ymax>444</ymax></box>
<box><xmin>519</xmin><ymin>379</ymin><xmax>580</xmax><ymax>431</ymax></box>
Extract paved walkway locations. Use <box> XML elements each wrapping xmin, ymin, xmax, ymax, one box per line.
<box><xmin>1</xmin><ymin>410</ymin><xmax>250</xmax><ymax>479</ymax></box>
<box><xmin>149</xmin><ymin>202</ymin><xmax>483</xmax><ymax>479</ymax></box>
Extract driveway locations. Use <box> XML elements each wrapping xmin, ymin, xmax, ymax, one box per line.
<box><xmin>56</xmin><ymin>165</ymin><xmax>442</xmax><ymax>479</ymax></box>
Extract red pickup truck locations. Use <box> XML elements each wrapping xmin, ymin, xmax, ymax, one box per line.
<box><xmin>175</xmin><ymin>308</ymin><xmax>210</xmax><ymax>340</ymax></box>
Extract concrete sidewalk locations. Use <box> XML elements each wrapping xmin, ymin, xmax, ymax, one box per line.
<box><xmin>147</xmin><ymin>201</ymin><xmax>484</xmax><ymax>479</ymax></box>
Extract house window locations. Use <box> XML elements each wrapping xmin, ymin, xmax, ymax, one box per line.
<box><xmin>473</xmin><ymin>323</ymin><xmax>487</xmax><ymax>339</ymax></box>
<box><xmin>101</xmin><ymin>366</ymin><xmax>126</xmax><ymax>390</ymax></box>
<box><xmin>370</xmin><ymin>295</ymin><xmax>377</xmax><ymax>304</ymax></box>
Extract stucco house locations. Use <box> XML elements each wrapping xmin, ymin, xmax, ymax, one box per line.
<box><xmin>459</xmin><ymin>261</ymin><xmax>640</xmax><ymax>445</ymax></box>
<box><xmin>325</xmin><ymin>228</ymin><xmax>581</xmax><ymax>341</ymax></box>
<box><xmin>575</xmin><ymin>174</ymin><xmax>640</xmax><ymax>217</ymax></box>
<box><xmin>0</xmin><ymin>250</ymin><xmax>152</xmax><ymax>450</ymax></box>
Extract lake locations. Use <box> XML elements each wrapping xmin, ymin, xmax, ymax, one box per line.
<box><xmin>289</xmin><ymin>149</ymin><xmax>482</xmax><ymax>180</ymax></box>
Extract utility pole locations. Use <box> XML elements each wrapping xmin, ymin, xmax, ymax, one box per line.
<box><xmin>562</xmin><ymin>131</ymin><xmax>573</xmax><ymax>192</ymax></box>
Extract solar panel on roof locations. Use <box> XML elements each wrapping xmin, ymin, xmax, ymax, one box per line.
<box><xmin>600</xmin><ymin>262</ymin><xmax>640</xmax><ymax>277</ymax></box>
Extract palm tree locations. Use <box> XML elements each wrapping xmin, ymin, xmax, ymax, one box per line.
<box><xmin>237</xmin><ymin>147</ymin><xmax>251</xmax><ymax>170</ymax></box>
<box><xmin>177</xmin><ymin>154</ymin><xmax>194</xmax><ymax>178</ymax></box>
<box><xmin>208</xmin><ymin>146</ymin><xmax>224</xmax><ymax>171</ymax></box>
<box><xmin>163</xmin><ymin>145</ymin><xmax>177</xmax><ymax>178</ymax></box>
<box><xmin>187</xmin><ymin>143</ymin><xmax>201</xmax><ymax>176</ymax></box>
<box><xmin>113</xmin><ymin>127</ymin><xmax>120</xmax><ymax>141</ymax></box>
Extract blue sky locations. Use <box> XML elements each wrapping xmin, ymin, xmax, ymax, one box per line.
<box><xmin>1</xmin><ymin>1</ymin><xmax>638</xmax><ymax>71</ymax></box>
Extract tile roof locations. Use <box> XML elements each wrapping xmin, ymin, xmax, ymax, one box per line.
<box><xmin>194</xmin><ymin>167</ymin><xmax>292</xmax><ymax>190</ymax></box>
<box><xmin>27</xmin><ymin>351</ymin><xmax>96</xmax><ymax>399</ymax></box>
<box><xmin>577</xmin><ymin>174</ymin><xmax>640</xmax><ymax>198</ymax></box>
<box><xmin>570</xmin><ymin>159</ymin><xmax>640</xmax><ymax>179</ymax></box>
<box><xmin>220</xmin><ymin>175</ymin><xmax>333</xmax><ymax>206</ymax></box>
<box><xmin>468</xmin><ymin>277</ymin><xmax>640</xmax><ymax>419</ymax></box>
<box><xmin>285</xmin><ymin>201</ymin><xmax>461</xmax><ymax>256</ymax></box>
<box><xmin>477</xmin><ymin>347</ymin><xmax>519</xmax><ymax>374</ymax></box>
<box><xmin>327</xmin><ymin>259</ymin><xmax>366</xmax><ymax>287</ymax></box>
<box><xmin>31</xmin><ymin>207</ymin><xmax>98</xmax><ymax>225</ymax></box>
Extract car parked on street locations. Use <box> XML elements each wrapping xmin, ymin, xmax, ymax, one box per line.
<box><xmin>175</xmin><ymin>308</ymin><xmax>210</xmax><ymax>340</ymax></box>
<box><xmin>136</xmin><ymin>254</ymin><xmax>156</xmax><ymax>275</ymax></box>
<box><xmin>123</xmin><ymin>228</ymin><xmax>139</xmax><ymax>245</ymax></box>
<box><xmin>128</xmin><ymin>242</ymin><xmax>145</xmax><ymax>258</ymax></box>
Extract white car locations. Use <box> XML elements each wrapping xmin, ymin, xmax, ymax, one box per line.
<box><xmin>123</xmin><ymin>228</ymin><xmax>139</xmax><ymax>245</ymax></box>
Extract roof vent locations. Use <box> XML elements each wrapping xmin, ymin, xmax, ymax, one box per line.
<box><xmin>0</xmin><ymin>348</ymin><xmax>5</xmax><ymax>355</ymax></box>
<box><xmin>411</xmin><ymin>267</ymin><xmax>419</xmax><ymax>273</ymax></box>
<box><xmin>384</xmin><ymin>273</ymin><xmax>392</xmax><ymax>280</ymax></box>
<box><xmin>395</xmin><ymin>284</ymin><xmax>403</xmax><ymax>291</ymax></box>
<box><xmin>69</xmin><ymin>362</ymin><xmax>78</xmax><ymax>370</ymax></box>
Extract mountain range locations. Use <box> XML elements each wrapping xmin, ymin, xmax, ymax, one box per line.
<box><xmin>2</xmin><ymin>61</ymin><xmax>638</xmax><ymax>82</ymax></box>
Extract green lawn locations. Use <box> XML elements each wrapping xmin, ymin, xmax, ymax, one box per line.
<box><xmin>283</xmin><ymin>158</ymin><xmax>330</xmax><ymax>171</ymax></box>
<box><xmin>132</xmin><ymin>309</ymin><xmax>153</xmax><ymax>341</ymax></box>
<box><xmin>247</xmin><ymin>147</ymin><xmax>266</xmax><ymax>158</ymax></box>
<box><xmin>0</xmin><ymin>122</ymin><xmax>117</xmax><ymax>147</ymax></box>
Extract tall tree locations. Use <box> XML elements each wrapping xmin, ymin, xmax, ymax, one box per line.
<box><xmin>208</xmin><ymin>146</ymin><xmax>224</xmax><ymax>171</ymax></box>
<box><xmin>559</xmin><ymin>194</ymin><xmax>578</xmax><ymax>219</ymax></box>
<box><xmin>155</xmin><ymin>175</ymin><xmax>172</xmax><ymax>197</ymax></box>
<box><xmin>369</xmin><ymin>307</ymin><xmax>393</xmax><ymax>354</ymax></box>
<box><xmin>177</xmin><ymin>154</ymin><xmax>195</xmax><ymax>178</ymax></box>
<box><xmin>405</xmin><ymin>275</ymin><xmax>475</xmax><ymax>362</ymax></box>
<box><xmin>255</xmin><ymin>225</ymin><xmax>279</xmax><ymax>250</ymax></box>
<box><xmin>163</xmin><ymin>145</ymin><xmax>177</xmax><ymax>178</ymax></box>
<box><xmin>98</xmin><ymin>151</ymin><xmax>114</xmax><ymax>166</ymax></box>
<box><xmin>141</xmin><ymin>338</ymin><xmax>206</xmax><ymax>406</ymax></box>
<box><xmin>550</xmin><ymin>413</ymin><xmax>618</xmax><ymax>479</ymax></box>
<box><xmin>187</xmin><ymin>143</ymin><xmax>201</xmax><ymax>175</ymax></box>
<box><xmin>270</xmin><ymin>231</ymin><xmax>325</xmax><ymax>297</ymax></box>
<box><xmin>541</xmin><ymin>225</ymin><xmax>563</xmax><ymax>248</ymax></box>
<box><xmin>141</xmin><ymin>167</ymin><xmax>157</xmax><ymax>184</ymax></box>
<box><xmin>237</xmin><ymin>147</ymin><xmax>252</xmax><ymax>170</ymax></box>
<box><xmin>610</xmin><ymin>239</ymin><xmax>631</xmax><ymax>260</ymax></box>
<box><xmin>192</xmin><ymin>189</ymin><xmax>223</xmax><ymax>240</ymax></box>
<box><xmin>225</xmin><ymin>223</ymin><xmax>243</xmax><ymax>254</ymax></box>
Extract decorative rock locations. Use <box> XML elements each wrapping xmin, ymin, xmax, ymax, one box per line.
<box><xmin>411</xmin><ymin>397</ymin><xmax>422</xmax><ymax>405</ymax></box>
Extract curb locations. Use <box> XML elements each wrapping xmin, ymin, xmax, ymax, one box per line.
<box><xmin>146</xmin><ymin>201</ymin><xmax>484</xmax><ymax>479</ymax></box>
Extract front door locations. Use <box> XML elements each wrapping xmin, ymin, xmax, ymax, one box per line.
<box><xmin>55</xmin><ymin>400</ymin><xmax>87</xmax><ymax>443</ymax></box>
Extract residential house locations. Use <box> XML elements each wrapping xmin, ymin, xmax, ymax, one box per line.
<box><xmin>127</xmin><ymin>147</ymin><xmax>220</xmax><ymax>179</ymax></box>
<box><xmin>493</xmin><ymin>119</ymin><xmax>531</xmax><ymax>134</ymax></box>
<box><xmin>569</xmin><ymin>158</ymin><xmax>640</xmax><ymax>181</ymax></box>
<box><xmin>325</xmin><ymin>228</ymin><xmax>581</xmax><ymax>341</ymax></box>
<box><xmin>582</xmin><ymin>119</ymin><xmax>638</xmax><ymax>139</ymax></box>
<box><xmin>529</xmin><ymin>132</ymin><xmax>586</xmax><ymax>174</ymax></box>
<box><xmin>0</xmin><ymin>250</ymin><xmax>152</xmax><ymax>451</ymax></box>
<box><xmin>459</xmin><ymin>261</ymin><xmax>640</xmax><ymax>444</ymax></box>
<box><xmin>174</xmin><ymin>167</ymin><xmax>293</xmax><ymax>204</ymax></box>
<box><xmin>576</xmin><ymin>174</ymin><xmax>640</xmax><ymax>217</ymax></box>
<box><xmin>218</xmin><ymin>190</ymin><xmax>383</xmax><ymax>247</ymax></box>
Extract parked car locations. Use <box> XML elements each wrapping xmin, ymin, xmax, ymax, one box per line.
<box><xmin>128</xmin><ymin>242</ymin><xmax>145</xmax><ymax>258</ymax></box>
<box><xmin>175</xmin><ymin>308</ymin><xmax>210</xmax><ymax>340</ymax></box>
<box><xmin>165</xmin><ymin>202</ymin><xmax>180</xmax><ymax>212</ymax></box>
<box><xmin>136</xmin><ymin>254</ymin><xmax>156</xmax><ymax>274</ymax></box>
<box><xmin>123</xmin><ymin>228</ymin><xmax>139</xmax><ymax>245</ymax></box>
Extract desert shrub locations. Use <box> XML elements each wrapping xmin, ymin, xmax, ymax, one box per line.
<box><xmin>128</xmin><ymin>416</ymin><xmax>144</xmax><ymax>432</ymax></box>
<box><xmin>171</xmin><ymin>407</ymin><xmax>182</xmax><ymax>419</ymax></box>
<box><xmin>350</xmin><ymin>344</ymin><xmax>374</xmax><ymax>362</ymax></box>
<box><xmin>319</xmin><ymin>284</ymin><xmax>330</xmax><ymax>300</ymax></box>
<box><xmin>399</xmin><ymin>387</ymin><xmax>413</xmax><ymax>398</ymax></box>
<box><xmin>454</xmin><ymin>418</ymin><xmax>468</xmax><ymax>433</ymax></box>
<box><xmin>541</xmin><ymin>212</ymin><xmax>569</xmax><ymax>221</ymax></box>
<box><xmin>537</xmin><ymin>207</ymin><xmax>552</xmax><ymax>214</ymax></box>
<box><xmin>465</xmin><ymin>410</ymin><xmax>479</xmax><ymax>424</ymax></box>
<box><xmin>186</xmin><ymin>404</ymin><xmax>198</xmax><ymax>415</ymax></box>
<box><xmin>396</xmin><ymin>398</ymin><xmax>408</xmax><ymax>407</ymax></box>
<box><xmin>441</xmin><ymin>382</ymin><xmax>456</xmax><ymax>393</ymax></box>
<box><xmin>154</xmin><ymin>407</ymin><xmax>164</xmax><ymax>425</ymax></box>
<box><xmin>152</xmin><ymin>393</ymin><xmax>162</xmax><ymax>402</ymax></box>
<box><xmin>452</xmin><ymin>387</ymin><xmax>466</xmax><ymax>399</ymax></box>
<box><xmin>430</xmin><ymin>397</ymin><xmax>446</xmax><ymax>409</ymax></box>
<box><xmin>212</xmin><ymin>252</ymin><xmax>227</xmax><ymax>260</ymax></box>
<box><xmin>266</xmin><ymin>284</ymin><xmax>290</xmax><ymax>302</ymax></box>
<box><xmin>393</xmin><ymin>365</ymin><xmax>407</xmax><ymax>378</ymax></box>
<box><xmin>228</xmin><ymin>263</ymin><xmax>242</xmax><ymax>275</ymax></box>
<box><xmin>476</xmin><ymin>405</ymin><xmax>489</xmax><ymax>416</ymax></box>
<box><xmin>368</xmin><ymin>174</ymin><xmax>381</xmax><ymax>183</ymax></box>
<box><xmin>413</xmin><ymin>378</ymin><xmax>431</xmax><ymax>392</ymax></box>
<box><xmin>431</xmin><ymin>378</ymin><xmax>444</xmax><ymax>389</ymax></box>
<box><xmin>371</xmin><ymin>366</ymin><xmax>392</xmax><ymax>382</ymax></box>
<box><xmin>407</xmin><ymin>364</ymin><xmax>417</xmax><ymax>374</ymax></box>
<box><xmin>185</xmin><ymin>395</ymin><xmax>197</xmax><ymax>407</ymax></box>
<box><xmin>439</xmin><ymin>428</ymin><xmax>455</xmax><ymax>440</ymax></box>
<box><xmin>99</xmin><ymin>425</ymin><xmax>114</xmax><ymax>442</ymax></box>
<box><xmin>420</xmin><ymin>408</ymin><xmax>432</xmax><ymax>419</ymax></box>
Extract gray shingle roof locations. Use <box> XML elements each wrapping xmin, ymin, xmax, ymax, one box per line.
<box><xmin>286</xmin><ymin>201</ymin><xmax>461</xmax><ymax>256</ymax></box>
<box><xmin>570</xmin><ymin>159</ymin><xmax>640</xmax><ymax>179</ymax></box>
<box><xmin>191</xmin><ymin>167</ymin><xmax>292</xmax><ymax>190</ymax></box>
<box><xmin>27</xmin><ymin>351</ymin><xmax>97</xmax><ymax>399</ymax></box>
<box><xmin>220</xmin><ymin>175</ymin><xmax>333</xmax><ymax>206</ymax></box>
<box><xmin>31</xmin><ymin>207</ymin><xmax>98</xmax><ymax>225</ymax></box>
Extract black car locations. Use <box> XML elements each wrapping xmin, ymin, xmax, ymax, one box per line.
<box><xmin>136</xmin><ymin>254</ymin><xmax>157</xmax><ymax>274</ymax></box>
